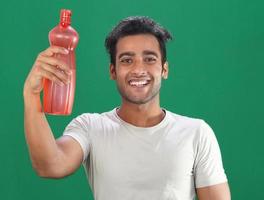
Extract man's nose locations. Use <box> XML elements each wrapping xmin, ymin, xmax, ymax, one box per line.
<box><xmin>131</xmin><ymin>58</ymin><xmax>147</xmax><ymax>75</ymax></box>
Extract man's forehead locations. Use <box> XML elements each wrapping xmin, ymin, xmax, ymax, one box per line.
<box><xmin>117</xmin><ymin>34</ymin><xmax>159</xmax><ymax>44</ymax></box>
<box><xmin>116</xmin><ymin>34</ymin><xmax>161</xmax><ymax>57</ymax></box>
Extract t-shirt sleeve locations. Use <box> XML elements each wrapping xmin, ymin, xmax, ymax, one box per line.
<box><xmin>63</xmin><ymin>114</ymin><xmax>91</xmax><ymax>163</ymax></box>
<box><xmin>194</xmin><ymin>120</ymin><xmax>228</xmax><ymax>188</ymax></box>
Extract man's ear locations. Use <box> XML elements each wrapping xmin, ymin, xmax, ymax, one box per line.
<box><xmin>162</xmin><ymin>61</ymin><xmax>169</xmax><ymax>79</ymax></box>
<box><xmin>109</xmin><ymin>64</ymin><xmax>116</xmax><ymax>80</ymax></box>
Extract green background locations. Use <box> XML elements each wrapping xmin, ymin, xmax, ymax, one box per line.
<box><xmin>0</xmin><ymin>0</ymin><xmax>263</xmax><ymax>199</ymax></box>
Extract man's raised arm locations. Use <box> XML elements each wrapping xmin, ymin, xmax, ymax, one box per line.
<box><xmin>23</xmin><ymin>46</ymin><xmax>83</xmax><ymax>178</ymax></box>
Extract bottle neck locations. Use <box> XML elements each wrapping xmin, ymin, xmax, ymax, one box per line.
<box><xmin>60</xmin><ymin>21</ymin><xmax>70</xmax><ymax>28</ymax></box>
<box><xmin>60</xmin><ymin>9</ymin><xmax>71</xmax><ymax>28</ymax></box>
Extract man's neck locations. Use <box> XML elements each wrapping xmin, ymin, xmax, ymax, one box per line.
<box><xmin>117</xmin><ymin>99</ymin><xmax>165</xmax><ymax>128</ymax></box>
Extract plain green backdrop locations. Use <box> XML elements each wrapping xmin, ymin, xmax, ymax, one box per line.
<box><xmin>0</xmin><ymin>0</ymin><xmax>263</xmax><ymax>199</ymax></box>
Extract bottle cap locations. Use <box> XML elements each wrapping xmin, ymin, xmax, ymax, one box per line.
<box><xmin>60</xmin><ymin>9</ymin><xmax>71</xmax><ymax>27</ymax></box>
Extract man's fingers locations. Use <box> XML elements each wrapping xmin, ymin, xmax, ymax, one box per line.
<box><xmin>24</xmin><ymin>46</ymin><xmax>71</xmax><ymax>95</ymax></box>
<box><xmin>35</xmin><ymin>61</ymin><xmax>70</xmax><ymax>85</ymax></box>
<box><xmin>38</xmin><ymin>55</ymin><xmax>71</xmax><ymax>75</ymax></box>
<box><xmin>41</xmin><ymin>69</ymin><xmax>65</xmax><ymax>86</ymax></box>
<box><xmin>40</xmin><ymin>46</ymin><xmax>69</xmax><ymax>57</ymax></box>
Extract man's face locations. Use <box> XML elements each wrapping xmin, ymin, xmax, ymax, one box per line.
<box><xmin>110</xmin><ymin>34</ymin><xmax>168</xmax><ymax>105</ymax></box>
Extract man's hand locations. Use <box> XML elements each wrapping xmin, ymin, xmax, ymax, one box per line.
<box><xmin>24</xmin><ymin>46</ymin><xmax>71</xmax><ymax>96</ymax></box>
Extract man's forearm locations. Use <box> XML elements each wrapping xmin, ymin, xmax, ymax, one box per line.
<box><xmin>23</xmin><ymin>92</ymin><xmax>62</xmax><ymax>176</ymax></box>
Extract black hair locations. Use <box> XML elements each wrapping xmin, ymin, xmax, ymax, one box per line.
<box><xmin>105</xmin><ymin>16</ymin><xmax>172</xmax><ymax>66</ymax></box>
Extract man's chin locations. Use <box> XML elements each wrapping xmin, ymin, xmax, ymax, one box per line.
<box><xmin>117</xmin><ymin>85</ymin><xmax>160</xmax><ymax>105</ymax></box>
<box><xmin>122</xmin><ymin>94</ymin><xmax>158</xmax><ymax>105</ymax></box>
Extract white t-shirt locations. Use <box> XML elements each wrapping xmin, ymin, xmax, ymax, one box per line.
<box><xmin>63</xmin><ymin>108</ymin><xmax>227</xmax><ymax>200</ymax></box>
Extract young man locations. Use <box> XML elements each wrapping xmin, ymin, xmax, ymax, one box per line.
<box><xmin>23</xmin><ymin>16</ymin><xmax>231</xmax><ymax>200</ymax></box>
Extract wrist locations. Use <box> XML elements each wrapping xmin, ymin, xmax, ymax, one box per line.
<box><xmin>23</xmin><ymin>83</ymin><xmax>40</xmax><ymax>98</ymax></box>
<box><xmin>23</xmin><ymin>86</ymin><xmax>42</xmax><ymax>111</ymax></box>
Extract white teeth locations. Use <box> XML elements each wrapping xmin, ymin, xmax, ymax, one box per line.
<box><xmin>129</xmin><ymin>80</ymin><xmax>148</xmax><ymax>86</ymax></box>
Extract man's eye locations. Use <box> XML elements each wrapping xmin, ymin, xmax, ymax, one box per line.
<box><xmin>120</xmin><ymin>58</ymin><xmax>132</xmax><ymax>64</ymax></box>
<box><xmin>145</xmin><ymin>57</ymin><xmax>157</xmax><ymax>63</ymax></box>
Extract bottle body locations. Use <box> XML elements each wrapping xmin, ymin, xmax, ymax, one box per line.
<box><xmin>43</xmin><ymin>10</ymin><xmax>79</xmax><ymax>115</ymax></box>
<box><xmin>43</xmin><ymin>51</ymin><xmax>76</xmax><ymax>115</ymax></box>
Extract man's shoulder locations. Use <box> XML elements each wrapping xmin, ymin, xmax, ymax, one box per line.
<box><xmin>166</xmin><ymin>109</ymin><xmax>203</xmax><ymax>125</ymax></box>
<box><xmin>72</xmin><ymin>108</ymin><xmax>117</xmax><ymax>124</ymax></box>
<box><xmin>165</xmin><ymin>109</ymin><xmax>215</xmax><ymax>137</ymax></box>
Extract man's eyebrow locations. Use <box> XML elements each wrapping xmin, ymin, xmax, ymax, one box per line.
<box><xmin>142</xmin><ymin>50</ymin><xmax>159</xmax><ymax>57</ymax></box>
<box><xmin>118</xmin><ymin>50</ymin><xmax>159</xmax><ymax>59</ymax></box>
<box><xmin>118</xmin><ymin>52</ymin><xmax>135</xmax><ymax>59</ymax></box>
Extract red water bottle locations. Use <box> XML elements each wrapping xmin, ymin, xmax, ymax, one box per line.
<box><xmin>43</xmin><ymin>9</ymin><xmax>79</xmax><ymax>115</ymax></box>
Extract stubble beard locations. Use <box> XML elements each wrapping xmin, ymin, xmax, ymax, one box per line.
<box><xmin>115</xmin><ymin>79</ymin><xmax>162</xmax><ymax>105</ymax></box>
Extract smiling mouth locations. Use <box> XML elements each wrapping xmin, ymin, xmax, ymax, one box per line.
<box><xmin>128</xmin><ymin>79</ymin><xmax>151</xmax><ymax>87</ymax></box>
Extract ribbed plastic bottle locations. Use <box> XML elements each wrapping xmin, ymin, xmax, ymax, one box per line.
<box><xmin>43</xmin><ymin>9</ymin><xmax>79</xmax><ymax>115</ymax></box>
